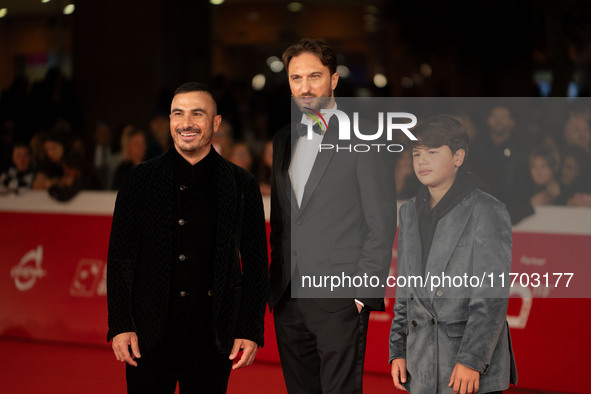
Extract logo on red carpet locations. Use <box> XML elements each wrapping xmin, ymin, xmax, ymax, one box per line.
<box><xmin>10</xmin><ymin>245</ymin><xmax>46</xmax><ymax>291</ymax></box>
<box><xmin>70</xmin><ymin>259</ymin><xmax>106</xmax><ymax>297</ymax></box>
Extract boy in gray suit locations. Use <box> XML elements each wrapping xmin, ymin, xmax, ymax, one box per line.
<box><xmin>389</xmin><ymin>115</ymin><xmax>517</xmax><ymax>394</ymax></box>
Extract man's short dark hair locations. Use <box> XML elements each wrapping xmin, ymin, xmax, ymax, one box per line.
<box><xmin>409</xmin><ymin>114</ymin><xmax>470</xmax><ymax>158</ymax></box>
<box><xmin>173</xmin><ymin>82</ymin><xmax>217</xmax><ymax>113</ymax></box>
<box><xmin>282</xmin><ymin>38</ymin><xmax>337</xmax><ymax>75</ymax></box>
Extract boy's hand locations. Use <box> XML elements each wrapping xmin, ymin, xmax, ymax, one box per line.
<box><xmin>449</xmin><ymin>363</ymin><xmax>479</xmax><ymax>394</ymax></box>
<box><xmin>391</xmin><ymin>358</ymin><xmax>408</xmax><ymax>391</ymax></box>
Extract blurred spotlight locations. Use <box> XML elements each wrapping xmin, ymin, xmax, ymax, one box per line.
<box><xmin>210</xmin><ymin>0</ymin><xmax>225</xmax><ymax>5</ymax></box>
<box><xmin>41</xmin><ymin>0</ymin><xmax>51</xmax><ymax>3</ymax></box>
<box><xmin>270</xmin><ymin>60</ymin><xmax>284</xmax><ymax>73</ymax></box>
<box><xmin>287</xmin><ymin>2</ymin><xmax>303</xmax><ymax>12</ymax></box>
<box><xmin>363</xmin><ymin>14</ymin><xmax>377</xmax><ymax>23</ymax></box>
<box><xmin>412</xmin><ymin>73</ymin><xmax>424</xmax><ymax>85</ymax></box>
<box><xmin>63</xmin><ymin>4</ymin><xmax>75</xmax><ymax>14</ymax></box>
<box><xmin>401</xmin><ymin>77</ymin><xmax>414</xmax><ymax>89</ymax></box>
<box><xmin>373</xmin><ymin>73</ymin><xmax>388</xmax><ymax>88</ymax></box>
<box><xmin>266</xmin><ymin>56</ymin><xmax>284</xmax><ymax>72</ymax></box>
<box><xmin>0</xmin><ymin>8</ymin><xmax>6</xmax><ymax>18</ymax></box>
<box><xmin>252</xmin><ymin>74</ymin><xmax>266</xmax><ymax>91</ymax></box>
<box><xmin>420</xmin><ymin>63</ymin><xmax>432</xmax><ymax>77</ymax></box>
<box><xmin>266</xmin><ymin>56</ymin><xmax>280</xmax><ymax>66</ymax></box>
<box><xmin>336</xmin><ymin>65</ymin><xmax>350</xmax><ymax>78</ymax></box>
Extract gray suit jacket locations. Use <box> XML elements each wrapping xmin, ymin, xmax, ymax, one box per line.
<box><xmin>269</xmin><ymin>117</ymin><xmax>397</xmax><ymax>311</ymax></box>
<box><xmin>389</xmin><ymin>189</ymin><xmax>517</xmax><ymax>393</ymax></box>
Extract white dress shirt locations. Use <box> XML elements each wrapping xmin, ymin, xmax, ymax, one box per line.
<box><xmin>289</xmin><ymin>106</ymin><xmax>335</xmax><ymax>207</ymax></box>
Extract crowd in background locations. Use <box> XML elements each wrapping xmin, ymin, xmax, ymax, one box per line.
<box><xmin>1</xmin><ymin>68</ymin><xmax>590</xmax><ymax>224</ymax></box>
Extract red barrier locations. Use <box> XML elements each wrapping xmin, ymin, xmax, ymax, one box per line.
<box><xmin>1</xmin><ymin>192</ymin><xmax>590</xmax><ymax>393</ymax></box>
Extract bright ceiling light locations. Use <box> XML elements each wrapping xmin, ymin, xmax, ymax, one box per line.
<box><xmin>337</xmin><ymin>65</ymin><xmax>350</xmax><ymax>78</ymax></box>
<box><xmin>0</xmin><ymin>8</ymin><xmax>7</xmax><ymax>18</ymax></box>
<box><xmin>210</xmin><ymin>0</ymin><xmax>225</xmax><ymax>5</ymax></box>
<box><xmin>252</xmin><ymin>74</ymin><xmax>266</xmax><ymax>91</ymax></box>
<box><xmin>373</xmin><ymin>73</ymin><xmax>388</xmax><ymax>88</ymax></box>
<box><xmin>63</xmin><ymin>4</ymin><xmax>75</xmax><ymax>15</ymax></box>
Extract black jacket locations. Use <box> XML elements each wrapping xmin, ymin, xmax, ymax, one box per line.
<box><xmin>107</xmin><ymin>148</ymin><xmax>268</xmax><ymax>352</ymax></box>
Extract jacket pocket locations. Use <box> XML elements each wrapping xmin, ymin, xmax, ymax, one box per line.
<box><xmin>445</xmin><ymin>320</ymin><xmax>467</xmax><ymax>338</ymax></box>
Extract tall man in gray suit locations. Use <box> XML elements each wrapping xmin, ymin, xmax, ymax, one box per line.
<box><xmin>269</xmin><ymin>38</ymin><xmax>398</xmax><ymax>393</ymax></box>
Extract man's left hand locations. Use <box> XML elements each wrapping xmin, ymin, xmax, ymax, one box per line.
<box><xmin>449</xmin><ymin>363</ymin><xmax>479</xmax><ymax>394</ymax></box>
<box><xmin>229</xmin><ymin>338</ymin><xmax>258</xmax><ymax>369</ymax></box>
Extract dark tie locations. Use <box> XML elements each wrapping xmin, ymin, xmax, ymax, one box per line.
<box><xmin>296</xmin><ymin>122</ymin><xmax>323</xmax><ymax>137</ymax></box>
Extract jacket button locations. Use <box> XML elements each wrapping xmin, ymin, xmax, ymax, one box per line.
<box><xmin>411</xmin><ymin>320</ymin><xmax>417</xmax><ymax>327</ymax></box>
<box><xmin>180</xmin><ymin>291</ymin><xmax>188</xmax><ymax>297</ymax></box>
<box><xmin>436</xmin><ymin>290</ymin><xmax>443</xmax><ymax>297</ymax></box>
<box><xmin>178</xmin><ymin>218</ymin><xmax>186</xmax><ymax>226</ymax></box>
<box><xmin>431</xmin><ymin>317</ymin><xmax>436</xmax><ymax>325</ymax></box>
<box><xmin>207</xmin><ymin>290</ymin><xmax>213</xmax><ymax>297</ymax></box>
<box><xmin>180</xmin><ymin>185</ymin><xmax>188</xmax><ymax>191</ymax></box>
<box><xmin>179</xmin><ymin>254</ymin><xmax>187</xmax><ymax>261</ymax></box>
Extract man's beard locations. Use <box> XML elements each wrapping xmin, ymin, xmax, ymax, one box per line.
<box><xmin>294</xmin><ymin>87</ymin><xmax>333</xmax><ymax>113</ymax></box>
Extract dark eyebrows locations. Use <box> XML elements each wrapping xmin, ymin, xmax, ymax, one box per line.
<box><xmin>170</xmin><ymin>107</ymin><xmax>208</xmax><ymax>114</ymax></box>
<box><xmin>290</xmin><ymin>71</ymin><xmax>324</xmax><ymax>78</ymax></box>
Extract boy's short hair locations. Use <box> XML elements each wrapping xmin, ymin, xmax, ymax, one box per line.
<box><xmin>409</xmin><ymin>114</ymin><xmax>470</xmax><ymax>158</ymax></box>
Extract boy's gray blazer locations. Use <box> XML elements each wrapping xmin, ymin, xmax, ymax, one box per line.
<box><xmin>389</xmin><ymin>189</ymin><xmax>517</xmax><ymax>393</ymax></box>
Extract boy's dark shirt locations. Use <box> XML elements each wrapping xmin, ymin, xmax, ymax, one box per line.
<box><xmin>416</xmin><ymin>166</ymin><xmax>488</xmax><ymax>276</ymax></box>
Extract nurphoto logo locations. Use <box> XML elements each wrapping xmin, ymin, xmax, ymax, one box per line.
<box><xmin>301</xmin><ymin>106</ymin><xmax>417</xmax><ymax>153</ymax></box>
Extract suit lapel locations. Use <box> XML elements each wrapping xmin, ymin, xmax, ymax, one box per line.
<box><xmin>426</xmin><ymin>195</ymin><xmax>474</xmax><ymax>301</ymax></box>
<box><xmin>404</xmin><ymin>203</ymin><xmax>430</xmax><ymax>300</ymax></box>
<box><xmin>297</xmin><ymin>118</ymin><xmax>339</xmax><ymax>214</ymax></box>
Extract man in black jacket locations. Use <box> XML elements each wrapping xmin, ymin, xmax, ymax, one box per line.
<box><xmin>269</xmin><ymin>39</ymin><xmax>397</xmax><ymax>393</ymax></box>
<box><xmin>107</xmin><ymin>82</ymin><xmax>268</xmax><ymax>394</ymax></box>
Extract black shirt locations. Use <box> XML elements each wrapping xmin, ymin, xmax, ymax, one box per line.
<box><xmin>170</xmin><ymin>147</ymin><xmax>217</xmax><ymax>317</ymax></box>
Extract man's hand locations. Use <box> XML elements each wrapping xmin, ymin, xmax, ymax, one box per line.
<box><xmin>391</xmin><ymin>358</ymin><xmax>408</xmax><ymax>391</ymax></box>
<box><xmin>229</xmin><ymin>338</ymin><xmax>258</xmax><ymax>370</ymax></box>
<box><xmin>449</xmin><ymin>363</ymin><xmax>479</xmax><ymax>394</ymax></box>
<box><xmin>112</xmin><ymin>332</ymin><xmax>141</xmax><ymax>367</ymax></box>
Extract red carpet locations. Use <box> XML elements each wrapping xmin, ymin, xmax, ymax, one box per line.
<box><xmin>0</xmin><ymin>339</ymin><xmax>550</xmax><ymax>393</ymax></box>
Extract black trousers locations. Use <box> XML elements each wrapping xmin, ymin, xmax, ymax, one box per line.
<box><xmin>126</xmin><ymin>297</ymin><xmax>232</xmax><ymax>394</ymax></box>
<box><xmin>274</xmin><ymin>297</ymin><xmax>370</xmax><ymax>394</ymax></box>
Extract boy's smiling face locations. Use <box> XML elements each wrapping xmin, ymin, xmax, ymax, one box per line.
<box><xmin>413</xmin><ymin>145</ymin><xmax>465</xmax><ymax>193</ymax></box>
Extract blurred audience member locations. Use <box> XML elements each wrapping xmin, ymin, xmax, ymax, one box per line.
<box><xmin>0</xmin><ymin>142</ymin><xmax>36</xmax><ymax>195</ymax></box>
<box><xmin>229</xmin><ymin>142</ymin><xmax>253</xmax><ymax>172</ymax></box>
<box><xmin>92</xmin><ymin>120</ymin><xmax>115</xmax><ymax>185</ymax></box>
<box><xmin>145</xmin><ymin>111</ymin><xmax>172</xmax><ymax>160</ymax></box>
<box><xmin>471</xmin><ymin>104</ymin><xmax>529</xmax><ymax>207</ymax></box>
<box><xmin>33</xmin><ymin>132</ymin><xmax>67</xmax><ymax>189</ymax></box>
<box><xmin>556</xmin><ymin>145</ymin><xmax>591</xmax><ymax>207</ymax></box>
<box><xmin>507</xmin><ymin>144</ymin><xmax>561</xmax><ymax>224</ymax></box>
<box><xmin>562</xmin><ymin>113</ymin><xmax>590</xmax><ymax>154</ymax></box>
<box><xmin>212</xmin><ymin>119</ymin><xmax>235</xmax><ymax>159</ymax></box>
<box><xmin>29</xmin><ymin>130</ymin><xmax>48</xmax><ymax>169</ymax></box>
<box><xmin>48</xmin><ymin>153</ymin><xmax>104</xmax><ymax>202</ymax></box>
<box><xmin>112</xmin><ymin>129</ymin><xmax>147</xmax><ymax>190</ymax></box>
<box><xmin>258</xmin><ymin>140</ymin><xmax>273</xmax><ymax>196</ymax></box>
